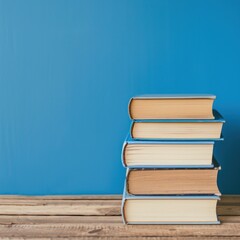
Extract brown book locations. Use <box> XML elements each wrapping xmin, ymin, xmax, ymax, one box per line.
<box><xmin>126</xmin><ymin>167</ymin><xmax>220</xmax><ymax>195</ymax></box>
<box><xmin>129</xmin><ymin>94</ymin><xmax>215</xmax><ymax>120</ymax></box>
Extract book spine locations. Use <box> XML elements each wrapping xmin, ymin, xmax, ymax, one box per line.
<box><xmin>121</xmin><ymin>142</ymin><xmax>128</xmax><ymax>168</ymax></box>
<box><xmin>121</xmin><ymin>183</ymin><xmax>128</xmax><ymax>224</ymax></box>
<box><xmin>216</xmin><ymin>166</ymin><xmax>221</xmax><ymax>196</ymax></box>
<box><xmin>216</xmin><ymin>196</ymin><xmax>221</xmax><ymax>223</ymax></box>
<box><xmin>128</xmin><ymin>98</ymin><xmax>134</xmax><ymax>120</ymax></box>
<box><xmin>129</xmin><ymin>121</ymin><xmax>134</xmax><ymax>139</ymax></box>
<box><xmin>125</xmin><ymin>169</ymin><xmax>131</xmax><ymax>194</ymax></box>
<box><xmin>121</xmin><ymin>199</ymin><xmax>127</xmax><ymax>224</ymax></box>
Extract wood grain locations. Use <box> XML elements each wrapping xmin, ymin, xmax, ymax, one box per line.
<box><xmin>0</xmin><ymin>195</ymin><xmax>239</xmax><ymax>239</ymax></box>
<box><xmin>0</xmin><ymin>222</ymin><xmax>240</xmax><ymax>237</ymax></box>
<box><xmin>0</xmin><ymin>200</ymin><xmax>121</xmax><ymax>216</ymax></box>
<box><xmin>0</xmin><ymin>195</ymin><xmax>122</xmax><ymax>200</ymax></box>
<box><xmin>2</xmin><ymin>238</ymin><xmax>240</xmax><ymax>240</ymax></box>
<box><xmin>0</xmin><ymin>196</ymin><xmax>239</xmax><ymax>216</ymax></box>
<box><xmin>0</xmin><ymin>215</ymin><xmax>239</xmax><ymax>224</ymax></box>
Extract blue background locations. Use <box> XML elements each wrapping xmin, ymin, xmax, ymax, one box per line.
<box><xmin>0</xmin><ymin>0</ymin><xmax>239</xmax><ymax>195</ymax></box>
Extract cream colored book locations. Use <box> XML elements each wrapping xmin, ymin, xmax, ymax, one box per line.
<box><xmin>122</xmin><ymin>193</ymin><xmax>220</xmax><ymax>224</ymax></box>
<box><xmin>129</xmin><ymin>94</ymin><xmax>216</xmax><ymax>119</ymax></box>
<box><xmin>122</xmin><ymin>137</ymin><xmax>215</xmax><ymax>167</ymax></box>
<box><xmin>130</xmin><ymin>110</ymin><xmax>224</xmax><ymax>140</ymax></box>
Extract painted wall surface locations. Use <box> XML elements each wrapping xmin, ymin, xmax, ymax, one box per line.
<box><xmin>0</xmin><ymin>0</ymin><xmax>239</xmax><ymax>194</ymax></box>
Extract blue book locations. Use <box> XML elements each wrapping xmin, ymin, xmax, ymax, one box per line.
<box><xmin>122</xmin><ymin>134</ymin><xmax>221</xmax><ymax>168</ymax></box>
<box><xmin>128</xmin><ymin>94</ymin><xmax>216</xmax><ymax>120</ymax></box>
<box><xmin>122</xmin><ymin>184</ymin><xmax>220</xmax><ymax>225</ymax></box>
<box><xmin>130</xmin><ymin>109</ymin><xmax>225</xmax><ymax>140</ymax></box>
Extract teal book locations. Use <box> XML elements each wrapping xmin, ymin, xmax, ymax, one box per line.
<box><xmin>130</xmin><ymin>109</ymin><xmax>225</xmax><ymax>140</ymax></box>
<box><xmin>122</xmin><ymin>134</ymin><xmax>217</xmax><ymax>168</ymax></box>
<box><xmin>122</xmin><ymin>184</ymin><xmax>220</xmax><ymax>225</ymax></box>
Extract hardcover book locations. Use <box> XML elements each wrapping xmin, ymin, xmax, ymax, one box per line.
<box><xmin>122</xmin><ymin>186</ymin><xmax>220</xmax><ymax>224</ymax></box>
<box><xmin>125</xmin><ymin>160</ymin><xmax>220</xmax><ymax>195</ymax></box>
<box><xmin>129</xmin><ymin>94</ymin><xmax>216</xmax><ymax>120</ymax></box>
<box><xmin>122</xmin><ymin>135</ymin><xmax>215</xmax><ymax>168</ymax></box>
<box><xmin>130</xmin><ymin>110</ymin><xmax>225</xmax><ymax>140</ymax></box>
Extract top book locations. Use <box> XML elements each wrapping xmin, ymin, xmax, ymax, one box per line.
<box><xmin>129</xmin><ymin>94</ymin><xmax>216</xmax><ymax>119</ymax></box>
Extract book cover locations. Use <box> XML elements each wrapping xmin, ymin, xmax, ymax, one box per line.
<box><xmin>130</xmin><ymin>94</ymin><xmax>216</xmax><ymax>99</ymax></box>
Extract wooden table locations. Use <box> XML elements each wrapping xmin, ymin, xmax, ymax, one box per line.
<box><xmin>0</xmin><ymin>195</ymin><xmax>239</xmax><ymax>239</ymax></box>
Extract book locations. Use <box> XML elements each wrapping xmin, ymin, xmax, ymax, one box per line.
<box><xmin>130</xmin><ymin>110</ymin><xmax>225</xmax><ymax>140</ymax></box>
<box><xmin>122</xmin><ymin>135</ymin><xmax>215</xmax><ymax>168</ymax></box>
<box><xmin>129</xmin><ymin>94</ymin><xmax>216</xmax><ymax>120</ymax></box>
<box><xmin>122</xmin><ymin>95</ymin><xmax>224</xmax><ymax>225</ymax></box>
<box><xmin>122</xmin><ymin>190</ymin><xmax>220</xmax><ymax>224</ymax></box>
<box><xmin>126</xmin><ymin>162</ymin><xmax>220</xmax><ymax>195</ymax></box>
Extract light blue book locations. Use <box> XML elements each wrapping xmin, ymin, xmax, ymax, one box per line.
<box><xmin>121</xmin><ymin>184</ymin><xmax>220</xmax><ymax>225</ymax></box>
<box><xmin>130</xmin><ymin>109</ymin><xmax>225</xmax><ymax>141</ymax></box>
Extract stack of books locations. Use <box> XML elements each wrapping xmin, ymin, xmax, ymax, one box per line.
<box><xmin>121</xmin><ymin>94</ymin><xmax>225</xmax><ymax>224</ymax></box>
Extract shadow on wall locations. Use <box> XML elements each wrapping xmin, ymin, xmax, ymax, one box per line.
<box><xmin>217</xmin><ymin>115</ymin><xmax>240</xmax><ymax>194</ymax></box>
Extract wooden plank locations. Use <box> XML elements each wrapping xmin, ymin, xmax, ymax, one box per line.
<box><xmin>0</xmin><ymin>216</ymin><xmax>122</xmax><ymax>224</ymax></box>
<box><xmin>1</xmin><ymin>238</ymin><xmax>240</xmax><ymax>240</ymax></box>
<box><xmin>0</xmin><ymin>195</ymin><xmax>239</xmax><ymax>203</ymax></box>
<box><xmin>0</xmin><ymin>199</ymin><xmax>122</xmax><ymax>206</ymax></box>
<box><xmin>0</xmin><ymin>195</ymin><xmax>239</xmax><ymax>238</ymax></box>
<box><xmin>2</xmin><ymin>238</ymin><xmax>240</xmax><ymax>240</ymax></box>
<box><xmin>0</xmin><ymin>198</ymin><xmax>240</xmax><ymax>216</ymax></box>
<box><xmin>0</xmin><ymin>195</ymin><xmax>122</xmax><ymax>200</ymax></box>
<box><xmin>0</xmin><ymin>222</ymin><xmax>240</xmax><ymax>237</ymax></box>
<box><xmin>220</xmin><ymin>216</ymin><xmax>240</xmax><ymax>222</ymax></box>
<box><xmin>0</xmin><ymin>200</ymin><xmax>121</xmax><ymax>216</ymax></box>
<box><xmin>0</xmin><ymin>215</ymin><xmax>240</xmax><ymax>225</ymax></box>
<box><xmin>219</xmin><ymin>195</ymin><xmax>240</xmax><ymax>204</ymax></box>
<box><xmin>218</xmin><ymin>205</ymin><xmax>240</xmax><ymax>216</ymax></box>
<box><xmin>0</xmin><ymin>195</ymin><xmax>238</xmax><ymax>201</ymax></box>
<box><xmin>0</xmin><ymin>216</ymin><xmax>239</xmax><ymax>238</ymax></box>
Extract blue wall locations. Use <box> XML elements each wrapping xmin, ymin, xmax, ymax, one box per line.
<box><xmin>0</xmin><ymin>0</ymin><xmax>240</xmax><ymax>195</ymax></box>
